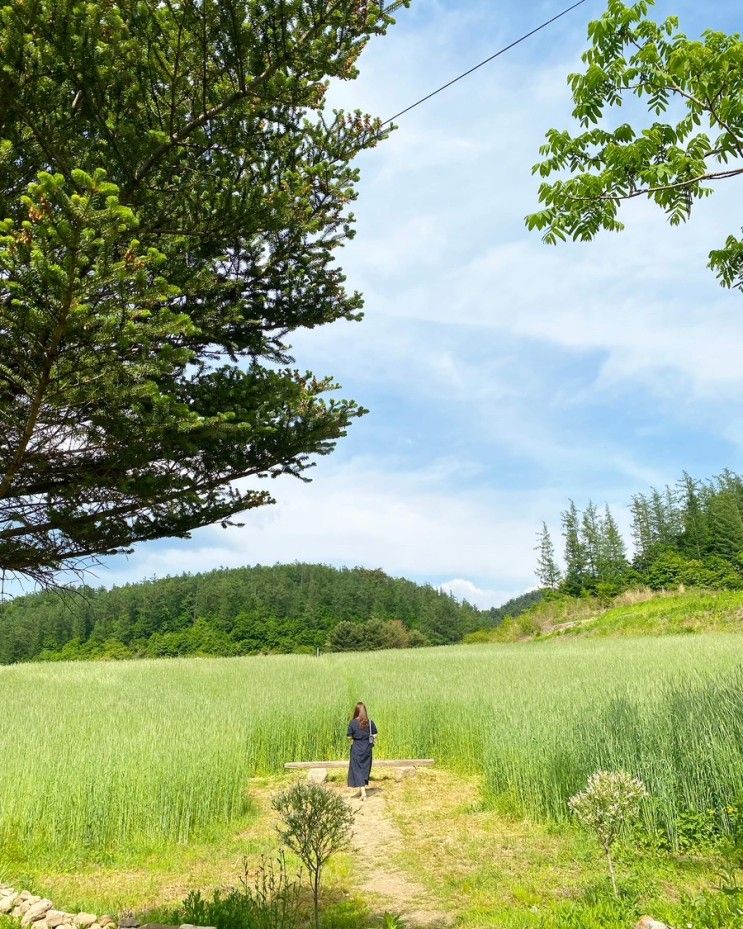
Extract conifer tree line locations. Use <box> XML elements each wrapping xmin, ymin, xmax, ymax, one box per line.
<box><xmin>536</xmin><ymin>470</ymin><xmax>743</xmax><ymax>597</ymax></box>
<box><xmin>0</xmin><ymin>563</ymin><xmax>485</xmax><ymax>664</ymax></box>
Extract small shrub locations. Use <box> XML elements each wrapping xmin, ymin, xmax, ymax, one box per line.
<box><xmin>569</xmin><ymin>770</ymin><xmax>648</xmax><ymax>898</ymax></box>
<box><xmin>273</xmin><ymin>782</ymin><xmax>354</xmax><ymax>929</ymax></box>
<box><xmin>516</xmin><ymin>612</ymin><xmax>542</xmax><ymax>638</ymax></box>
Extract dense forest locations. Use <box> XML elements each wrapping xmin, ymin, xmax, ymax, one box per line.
<box><xmin>0</xmin><ymin>563</ymin><xmax>493</xmax><ymax>664</ymax></box>
<box><xmin>536</xmin><ymin>469</ymin><xmax>743</xmax><ymax>597</ymax></box>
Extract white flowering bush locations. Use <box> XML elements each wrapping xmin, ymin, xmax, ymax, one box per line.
<box><xmin>569</xmin><ymin>770</ymin><xmax>649</xmax><ymax>897</ymax></box>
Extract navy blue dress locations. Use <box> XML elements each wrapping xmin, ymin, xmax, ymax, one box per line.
<box><xmin>347</xmin><ymin>718</ymin><xmax>378</xmax><ymax>787</ymax></box>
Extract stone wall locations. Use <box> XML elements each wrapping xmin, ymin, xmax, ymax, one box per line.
<box><xmin>0</xmin><ymin>885</ymin><xmax>211</xmax><ymax>929</ymax></box>
<box><xmin>0</xmin><ymin>886</ymin><xmax>115</xmax><ymax>929</ymax></box>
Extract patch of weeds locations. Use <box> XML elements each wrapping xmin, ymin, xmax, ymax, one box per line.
<box><xmin>716</xmin><ymin>864</ymin><xmax>743</xmax><ymax>894</ymax></box>
<box><xmin>674</xmin><ymin>805</ymin><xmax>742</xmax><ymax>851</ymax></box>
<box><xmin>668</xmin><ymin>887</ymin><xmax>743</xmax><ymax>929</ymax></box>
<box><xmin>539</xmin><ymin>897</ymin><xmax>637</xmax><ymax>928</ymax></box>
<box><xmin>318</xmin><ymin>899</ymin><xmax>370</xmax><ymax>929</ymax></box>
<box><xmin>377</xmin><ymin>915</ymin><xmax>407</xmax><ymax>929</ymax></box>
<box><xmin>481</xmin><ymin>788</ymin><xmax>524</xmax><ymax>819</ymax></box>
<box><xmin>521</xmin><ymin>886</ymin><xmax>743</xmax><ymax>929</ymax></box>
<box><xmin>635</xmin><ymin>804</ymin><xmax>743</xmax><ymax>855</ymax></box>
<box><xmin>165</xmin><ymin>854</ymin><xmax>300</xmax><ymax>929</ymax></box>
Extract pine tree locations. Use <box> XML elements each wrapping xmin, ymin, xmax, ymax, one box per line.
<box><xmin>664</xmin><ymin>485</ymin><xmax>683</xmax><ymax>539</ymax></box>
<box><xmin>562</xmin><ymin>501</ymin><xmax>588</xmax><ymax>595</ymax></box>
<box><xmin>708</xmin><ymin>490</ymin><xmax>743</xmax><ymax>561</ymax></box>
<box><xmin>580</xmin><ymin>501</ymin><xmax>602</xmax><ymax>585</ymax></box>
<box><xmin>630</xmin><ymin>494</ymin><xmax>652</xmax><ymax>565</ymax></box>
<box><xmin>677</xmin><ymin>472</ymin><xmax>709</xmax><ymax>559</ymax></box>
<box><xmin>649</xmin><ymin>489</ymin><xmax>672</xmax><ymax>547</ymax></box>
<box><xmin>0</xmin><ymin>0</ymin><xmax>398</xmax><ymax>586</ymax></box>
<box><xmin>539</xmin><ymin>469</ymin><xmax>743</xmax><ymax>595</ymax></box>
<box><xmin>535</xmin><ymin>522</ymin><xmax>562</xmax><ymax>590</ymax></box>
<box><xmin>598</xmin><ymin>505</ymin><xmax>628</xmax><ymax>589</ymax></box>
<box><xmin>715</xmin><ymin>470</ymin><xmax>743</xmax><ymax>515</ymax></box>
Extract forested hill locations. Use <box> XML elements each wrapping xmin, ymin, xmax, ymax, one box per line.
<box><xmin>0</xmin><ymin>564</ymin><xmax>489</xmax><ymax>663</ymax></box>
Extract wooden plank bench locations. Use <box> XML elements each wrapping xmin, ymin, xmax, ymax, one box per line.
<box><xmin>284</xmin><ymin>759</ymin><xmax>434</xmax><ymax>783</ymax></box>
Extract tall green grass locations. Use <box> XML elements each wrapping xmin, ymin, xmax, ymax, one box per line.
<box><xmin>0</xmin><ymin>635</ymin><xmax>741</xmax><ymax>862</ymax></box>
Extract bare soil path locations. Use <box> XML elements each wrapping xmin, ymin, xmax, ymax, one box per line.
<box><xmin>345</xmin><ymin>782</ymin><xmax>453</xmax><ymax>928</ymax></box>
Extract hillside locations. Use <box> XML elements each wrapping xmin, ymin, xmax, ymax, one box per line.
<box><xmin>0</xmin><ymin>563</ymin><xmax>486</xmax><ymax>663</ymax></box>
<box><xmin>484</xmin><ymin>588</ymin><xmax>544</xmax><ymax>623</ymax></box>
<box><xmin>470</xmin><ymin>588</ymin><xmax>743</xmax><ymax>642</ymax></box>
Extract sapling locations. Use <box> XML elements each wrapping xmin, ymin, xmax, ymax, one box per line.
<box><xmin>569</xmin><ymin>770</ymin><xmax>648</xmax><ymax>898</ymax></box>
<box><xmin>273</xmin><ymin>783</ymin><xmax>354</xmax><ymax>929</ymax></box>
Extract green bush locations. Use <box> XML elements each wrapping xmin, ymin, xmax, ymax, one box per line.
<box><xmin>325</xmin><ymin>619</ymin><xmax>429</xmax><ymax>652</ymax></box>
<box><xmin>676</xmin><ymin>805</ymin><xmax>742</xmax><ymax>851</ymax></box>
<box><xmin>645</xmin><ymin>551</ymin><xmax>743</xmax><ymax>591</ymax></box>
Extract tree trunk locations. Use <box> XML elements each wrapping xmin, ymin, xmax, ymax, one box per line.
<box><xmin>605</xmin><ymin>847</ymin><xmax>618</xmax><ymax>899</ymax></box>
<box><xmin>313</xmin><ymin>867</ymin><xmax>321</xmax><ymax>929</ymax></box>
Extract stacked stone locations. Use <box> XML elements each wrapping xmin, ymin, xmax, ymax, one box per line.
<box><xmin>0</xmin><ymin>887</ymin><xmax>214</xmax><ymax>929</ymax></box>
<box><xmin>0</xmin><ymin>886</ymin><xmax>115</xmax><ymax>929</ymax></box>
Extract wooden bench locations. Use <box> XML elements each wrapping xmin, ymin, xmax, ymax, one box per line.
<box><xmin>284</xmin><ymin>759</ymin><xmax>434</xmax><ymax>783</ymax></box>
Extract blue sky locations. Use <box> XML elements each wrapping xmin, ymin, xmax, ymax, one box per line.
<box><xmin>97</xmin><ymin>0</ymin><xmax>743</xmax><ymax>608</ymax></box>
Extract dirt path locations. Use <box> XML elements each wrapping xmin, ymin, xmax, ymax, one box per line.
<box><xmin>346</xmin><ymin>784</ymin><xmax>453</xmax><ymax>928</ymax></box>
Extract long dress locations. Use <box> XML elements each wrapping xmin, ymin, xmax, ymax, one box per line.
<box><xmin>347</xmin><ymin>718</ymin><xmax>378</xmax><ymax>787</ymax></box>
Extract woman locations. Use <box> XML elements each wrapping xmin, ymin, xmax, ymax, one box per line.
<box><xmin>347</xmin><ymin>701</ymin><xmax>378</xmax><ymax>801</ymax></box>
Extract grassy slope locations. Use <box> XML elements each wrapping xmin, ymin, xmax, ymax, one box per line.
<box><xmin>481</xmin><ymin>589</ymin><xmax>743</xmax><ymax>642</ymax></box>
<box><xmin>552</xmin><ymin>589</ymin><xmax>743</xmax><ymax>638</ymax></box>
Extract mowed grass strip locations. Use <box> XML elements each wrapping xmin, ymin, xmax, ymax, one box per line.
<box><xmin>0</xmin><ymin>635</ymin><xmax>741</xmax><ymax>864</ymax></box>
<box><xmin>385</xmin><ymin>770</ymin><xmax>739</xmax><ymax>929</ymax></box>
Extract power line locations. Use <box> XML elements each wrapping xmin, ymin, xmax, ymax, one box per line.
<box><xmin>380</xmin><ymin>0</ymin><xmax>592</xmax><ymax>128</ymax></box>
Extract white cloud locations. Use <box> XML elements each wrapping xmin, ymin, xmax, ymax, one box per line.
<box><xmin>439</xmin><ymin>578</ymin><xmax>524</xmax><ymax>609</ymax></box>
<box><xmin>103</xmin><ymin>456</ymin><xmax>552</xmax><ymax>593</ymax></box>
<box><xmin>349</xmin><ymin>129</ymin><xmax>743</xmax><ymax>402</ymax></box>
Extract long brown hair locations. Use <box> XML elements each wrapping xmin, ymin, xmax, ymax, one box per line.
<box><xmin>352</xmin><ymin>701</ymin><xmax>369</xmax><ymax>730</ymax></box>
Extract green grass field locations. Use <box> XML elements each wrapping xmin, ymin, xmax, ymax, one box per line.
<box><xmin>1</xmin><ymin>633</ymin><xmax>742</xmax><ymax>872</ymax></box>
